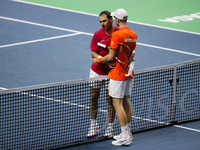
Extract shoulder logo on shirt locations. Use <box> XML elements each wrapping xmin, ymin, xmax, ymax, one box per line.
<box><xmin>125</xmin><ymin>39</ymin><xmax>137</xmax><ymax>42</ymax></box>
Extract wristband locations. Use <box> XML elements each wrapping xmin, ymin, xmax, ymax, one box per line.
<box><xmin>96</xmin><ymin>57</ymin><xmax>102</xmax><ymax>63</ymax></box>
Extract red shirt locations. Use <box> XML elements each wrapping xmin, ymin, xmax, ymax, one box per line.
<box><xmin>90</xmin><ymin>26</ymin><xmax>119</xmax><ymax>75</ymax></box>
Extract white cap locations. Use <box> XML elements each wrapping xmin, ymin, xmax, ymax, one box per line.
<box><xmin>111</xmin><ymin>8</ymin><xmax>128</xmax><ymax>20</ymax></box>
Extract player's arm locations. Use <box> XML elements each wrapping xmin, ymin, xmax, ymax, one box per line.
<box><xmin>91</xmin><ymin>50</ymin><xmax>101</xmax><ymax>58</ymax></box>
<box><xmin>92</xmin><ymin>49</ymin><xmax>117</xmax><ymax>64</ymax></box>
<box><xmin>102</xmin><ymin>49</ymin><xmax>116</xmax><ymax>62</ymax></box>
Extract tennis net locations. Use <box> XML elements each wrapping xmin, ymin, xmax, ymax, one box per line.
<box><xmin>0</xmin><ymin>59</ymin><xmax>199</xmax><ymax>149</ymax></box>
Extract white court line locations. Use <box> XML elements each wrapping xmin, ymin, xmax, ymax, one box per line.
<box><xmin>0</xmin><ymin>33</ymin><xmax>81</xmax><ymax>48</ymax></box>
<box><xmin>132</xmin><ymin>115</ymin><xmax>169</xmax><ymax>125</ymax></box>
<box><xmin>174</xmin><ymin>125</ymin><xmax>200</xmax><ymax>132</ymax></box>
<box><xmin>1</xmin><ymin>16</ymin><xmax>200</xmax><ymax>57</ymax></box>
<box><xmin>0</xmin><ymin>16</ymin><xmax>93</xmax><ymax>36</ymax></box>
<box><xmin>137</xmin><ymin>42</ymin><xmax>200</xmax><ymax>57</ymax></box>
<box><xmin>0</xmin><ymin>87</ymin><xmax>8</xmax><ymax>90</ymax></box>
<box><xmin>11</xmin><ymin>0</ymin><xmax>200</xmax><ymax>36</ymax></box>
<box><xmin>133</xmin><ymin>115</ymin><xmax>200</xmax><ymax>132</ymax></box>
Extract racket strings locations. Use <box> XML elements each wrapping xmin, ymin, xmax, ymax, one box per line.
<box><xmin>115</xmin><ymin>44</ymin><xmax>132</xmax><ymax>64</ymax></box>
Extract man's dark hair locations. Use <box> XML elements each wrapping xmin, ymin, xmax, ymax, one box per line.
<box><xmin>99</xmin><ymin>11</ymin><xmax>112</xmax><ymax>19</ymax></box>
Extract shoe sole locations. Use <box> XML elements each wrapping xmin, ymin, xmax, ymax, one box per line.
<box><xmin>112</xmin><ymin>140</ymin><xmax>132</xmax><ymax>146</ymax></box>
<box><xmin>113</xmin><ymin>135</ymin><xmax>133</xmax><ymax>140</ymax></box>
<box><xmin>113</xmin><ymin>137</ymin><xmax>134</xmax><ymax>140</ymax></box>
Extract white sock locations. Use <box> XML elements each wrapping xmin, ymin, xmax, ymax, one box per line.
<box><xmin>91</xmin><ymin>119</ymin><xmax>97</xmax><ymax>126</ymax></box>
<box><xmin>109</xmin><ymin>122</ymin><xmax>114</xmax><ymax>129</ymax></box>
<box><xmin>121</xmin><ymin>126</ymin><xmax>129</xmax><ymax>139</ymax></box>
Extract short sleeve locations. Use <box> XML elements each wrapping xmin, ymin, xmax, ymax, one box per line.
<box><xmin>110</xmin><ymin>32</ymin><xmax>119</xmax><ymax>50</ymax></box>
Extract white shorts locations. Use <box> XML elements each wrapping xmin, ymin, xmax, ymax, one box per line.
<box><xmin>89</xmin><ymin>69</ymin><xmax>109</xmax><ymax>89</ymax></box>
<box><xmin>109</xmin><ymin>78</ymin><xmax>134</xmax><ymax>98</ymax></box>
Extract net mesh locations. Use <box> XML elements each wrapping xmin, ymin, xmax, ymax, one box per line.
<box><xmin>175</xmin><ymin>62</ymin><xmax>200</xmax><ymax>123</ymax></box>
<box><xmin>0</xmin><ymin>59</ymin><xmax>200</xmax><ymax>150</ymax></box>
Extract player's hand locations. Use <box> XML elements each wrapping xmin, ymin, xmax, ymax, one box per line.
<box><xmin>107</xmin><ymin>61</ymin><xmax>116</xmax><ymax>68</ymax></box>
<box><xmin>92</xmin><ymin>58</ymin><xmax>98</xmax><ymax>65</ymax></box>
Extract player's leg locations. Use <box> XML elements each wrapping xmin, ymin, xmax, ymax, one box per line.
<box><xmin>112</xmin><ymin>97</ymin><xmax>132</xmax><ymax>146</ymax></box>
<box><xmin>103</xmin><ymin>89</ymin><xmax>115</xmax><ymax>139</ymax></box>
<box><xmin>123</xmin><ymin>96</ymin><xmax>132</xmax><ymax>125</ymax></box>
<box><xmin>109</xmin><ymin>79</ymin><xmax>133</xmax><ymax>146</ymax></box>
<box><xmin>123</xmin><ymin>96</ymin><xmax>133</xmax><ymax>138</ymax></box>
<box><xmin>87</xmin><ymin>69</ymin><xmax>101</xmax><ymax>138</ymax></box>
<box><xmin>87</xmin><ymin>87</ymin><xmax>100</xmax><ymax>138</ymax></box>
<box><xmin>112</xmin><ymin>97</ymin><xmax>127</xmax><ymax>127</ymax></box>
<box><xmin>123</xmin><ymin>78</ymin><xmax>134</xmax><ymax>137</ymax></box>
<box><xmin>106</xmin><ymin>89</ymin><xmax>115</xmax><ymax>123</ymax></box>
<box><xmin>90</xmin><ymin>87</ymin><xmax>100</xmax><ymax>119</ymax></box>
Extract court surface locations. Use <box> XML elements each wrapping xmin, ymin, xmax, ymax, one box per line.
<box><xmin>0</xmin><ymin>0</ymin><xmax>200</xmax><ymax>149</ymax></box>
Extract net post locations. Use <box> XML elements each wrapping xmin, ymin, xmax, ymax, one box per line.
<box><xmin>171</xmin><ymin>66</ymin><xmax>178</xmax><ymax>125</ymax></box>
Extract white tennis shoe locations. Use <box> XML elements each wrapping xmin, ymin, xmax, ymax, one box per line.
<box><xmin>87</xmin><ymin>125</ymin><xmax>99</xmax><ymax>138</ymax></box>
<box><xmin>113</xmin><ymin>133</ymin><xmax>133</xmax><ymax>140</ymax></box>
<box><xmin>112</xmin><ymin>136</ymin><xmax>132</xmax><ymax>146</ymax></box>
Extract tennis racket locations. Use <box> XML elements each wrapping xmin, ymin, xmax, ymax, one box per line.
<box><xmin>97</xmin><ymin>42</ymin><xmax>135</xmax><ymax>71</ymax></box>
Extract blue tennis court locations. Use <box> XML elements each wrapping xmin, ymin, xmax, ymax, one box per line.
<box><xmin>0</xmin><ymin>0</ymin><xmax>200</xmax><ymax>149</ymax></box>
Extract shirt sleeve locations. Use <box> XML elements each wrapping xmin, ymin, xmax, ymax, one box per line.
<box><xmin>90</xmin><ymin>32</ymin><xmax>99</xmax><ymax>52</ymax></box>
<box><xmin>110</xmin><ymin>32</ymin><xmax>119</xmax><ymax>50</ymax></box>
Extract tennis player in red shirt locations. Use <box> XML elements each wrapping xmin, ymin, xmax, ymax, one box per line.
<box><xmin>87</xmin><ymin>11</ymin><xmax>119</xmax><ymax>139</ymax></box>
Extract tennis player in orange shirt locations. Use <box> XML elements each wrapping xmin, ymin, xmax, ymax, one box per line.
<box><xmin>92</xmin><ymin>8</ymin><xmax>137</xmax><ymax>146</ymax></box>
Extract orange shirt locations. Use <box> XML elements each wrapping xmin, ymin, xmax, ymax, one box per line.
<box><xmin>108</xmin><ymin>27</ymin><xmax>137</xmax><ymax>81</ymax></box>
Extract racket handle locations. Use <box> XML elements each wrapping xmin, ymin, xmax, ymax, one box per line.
<box><xmin>97</xmin><ymin>42</ymin><xmax>108</xmax><ymax>48</ymax></box>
